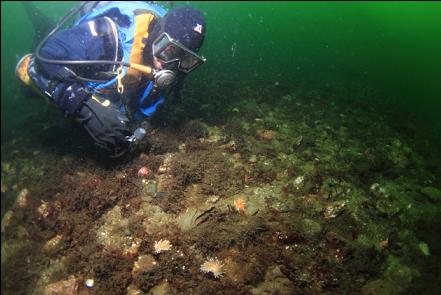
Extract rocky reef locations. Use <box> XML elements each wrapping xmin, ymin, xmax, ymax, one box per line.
<box><xmin>2</xmin><ymin>79</ymin><xmax>440</xmax><ymax>294</ymax></box>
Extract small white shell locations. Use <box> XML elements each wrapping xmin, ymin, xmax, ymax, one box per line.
<box><xmin>85</xmin><ymin>279</ymin><xmax>94</xmax><ymax>288</ymax></box>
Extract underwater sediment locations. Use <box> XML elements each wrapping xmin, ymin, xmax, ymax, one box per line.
<box><xmin>1</xmin><ymin>80</ymin><xmax>441</xmax><ymax>295</ymax></box>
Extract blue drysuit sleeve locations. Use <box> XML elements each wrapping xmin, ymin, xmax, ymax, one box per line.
<box><xmin>29</xmin><ymin>59</ymin><xmax>90</xmax><ymax>116</ymax></box>
<box><xmin>30</xmin><ymin>18</ymin><xmax>116</xmax><ymax>115</ymax></box>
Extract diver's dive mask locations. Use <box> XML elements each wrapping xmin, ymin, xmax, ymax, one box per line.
<box><xmin>152</xmin><ymin>32</ymin><xmax>206</xmax><ymax>74</ymax></box>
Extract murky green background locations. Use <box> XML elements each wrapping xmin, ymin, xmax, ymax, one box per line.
<box><xmin>2</xmin><ymin>1</ymin><xmax>441</xmax><ymax>141</ymax></box>
<box><xmin>2</xmin><ymin>2</ymin><xmax>441</xmax><ymax>293</ymax></box>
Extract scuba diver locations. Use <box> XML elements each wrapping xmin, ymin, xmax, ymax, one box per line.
<box><xmin>15</xmin><ymin>1</ymin><xmax>206</xmax><ymax>157</ymax></box>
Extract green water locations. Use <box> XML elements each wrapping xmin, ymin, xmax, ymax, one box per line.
<box><xmin>2</xmin><ymin>2</ymin><xmax>441</xmax><ymax>134</ymax></box>
<box><xmin>2</xmin><ymin>1</ymin><xmax>441</xmax><ymax>294</ymax></box>
<box><xmin>194</xmin><ymin>1</ymin><xmax>441</xmax><ymax>123</ymax></box>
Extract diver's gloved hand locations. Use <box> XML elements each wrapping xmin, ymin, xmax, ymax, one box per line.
<box><xmin>55</xmin><ymin>84</ymin><xmax>90</xmax><ymax>116</ymax></box>
<box><xmin>76</xmin><ymin>97</ymin><xmax>132</xmax><ymax>156</ymax></box>
<box><xmin>126</xmin><ymin>126</ymin><xmax>148</xmax><ymax>144</ymax></box>
<box><xmin>25</xmin><ymin>57</ymin><xmax>90</xmax><ymax>116</ymax></box>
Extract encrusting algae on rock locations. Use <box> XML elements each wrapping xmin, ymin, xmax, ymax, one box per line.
<box><xmin>2</xmin><ymin>63</ymin><xmax>441</xmax><ymax>294</ymax></box>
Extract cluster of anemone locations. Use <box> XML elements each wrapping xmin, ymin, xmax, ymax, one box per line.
<box><xmin>200</xmin><ymin>257</ymin><xmax>224</xmax><ymax>278</ymax></box>
<box><xmin>154</xmin><ymin>239</ymin><xmax>172</xmax><ymax>254</ymax></box>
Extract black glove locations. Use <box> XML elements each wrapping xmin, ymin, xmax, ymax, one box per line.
<box><xmin>76</xmin><ymin>98</ymin><xmax>132</xmax><ymax>156</ymax></box>
<box><xmin>55</xmin><ymin>83</ymin><xmax>90</xmax><ymax>116</ymax></box>
<box><xmin>28</xmin><ymin>58</ymin><xmax>89</xmax><ymax>116</ymax></box>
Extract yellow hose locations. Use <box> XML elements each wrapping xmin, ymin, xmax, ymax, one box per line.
<box><xmin>129</xmin><ymin>63</ymin><xmax>154</xmax><ymax>75</ymax></box>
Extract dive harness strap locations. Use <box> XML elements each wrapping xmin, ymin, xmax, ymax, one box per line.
<box><xmin>121</xmin><ymin>12</ymin><xmax>156</xmax><ymax>90</ymax></box>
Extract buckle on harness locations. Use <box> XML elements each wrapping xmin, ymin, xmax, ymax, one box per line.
<box><xmin>117</xmin><ymin>65</ymin><xmax>124</xmax><ymax>94</ymax></box>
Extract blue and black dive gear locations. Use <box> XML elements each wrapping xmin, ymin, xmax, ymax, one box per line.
<box><xmin>19</xmin><ymin>1</ymin><xmax>207</xmax><ymax>156</ymax></box>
